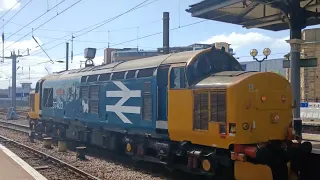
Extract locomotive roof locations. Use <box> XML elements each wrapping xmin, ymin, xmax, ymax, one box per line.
<box><xmin>42</xmin><ymin>48</ymin><xmax>220</xmax><ymax>80</ymax></box>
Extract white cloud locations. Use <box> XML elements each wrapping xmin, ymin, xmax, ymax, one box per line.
<box><xmin>271</xmin><ymin>36</ymin><xmax>290</xmax><ymax>49</ymax></box>
<box><xmin>201</xmin><ymin>32</ymin><xmax>290</xmax><ymax>51</ymax></box>
<box><xmin>0</xmin><ymin>0</ymin><xmax>20</xmax><ymax>11</ymax></box>
<box><xmin>0</xmin><ymin>37</ymin><xmax>104</xmax><ymax>89</ymax></box>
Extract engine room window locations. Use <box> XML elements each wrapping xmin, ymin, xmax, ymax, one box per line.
<box><xmin>81</xmin><ymin>76</ymin><xmax>88</xmax><ymax>83</ymax></box>
<box><xmin>43</xmin><ymin>88</ymin><xmax>53</xmax><ymax>107</ymax></box>
<box><xmin>137</xmin><ymin>68</ymin><xmax>154</xmax><ymax>78</ymax></box>
<box><xmin>87</xmin><ymin>75</ymin><xmax>98</xmax><ymax>82</ymax></box>
<box><xmin>112</xmin><ymin>72</ymin><xmax>125</xmax><ymax>80</ymax></box>
<box><xmin>99</xmin><ymin>73</ymin><xmax>110</xmax><ymax>81</ymax></box>
<box><xmin>126</xmin><ymin>70</ymin><xmax>136</xmax><ymax>79</ymax></box>
<box><xmin>170</xmin><ymin>67</ymin><xmax>187</xmax><ymax>89</ymax></box>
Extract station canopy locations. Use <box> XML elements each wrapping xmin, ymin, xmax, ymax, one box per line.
<box><xmin>186</xmin><ymin>0</ymin><xmax>320</xmax><ymax>31</ymax></box>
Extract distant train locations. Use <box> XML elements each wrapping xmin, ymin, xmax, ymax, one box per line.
<box><xmin>29</xmin><ymin>47</ymin><xmax>312</xmax><ymax>180</ymax></box>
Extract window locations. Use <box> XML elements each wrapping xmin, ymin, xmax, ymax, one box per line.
<box><xmin>126</xmin><ymin>70</ymin><xmax>136</xmax><ymax>79</ymax></box>
<box><xmin>112</xmin><ymin>72</ymin><xmax>125</xmax><ymax>80</ymax></box>
<box><xmin>81</xmin><ymin>76</ymin><xmax>88</xmax><ymax>83</ymax></box>
<box><xmin>35</xmin><ymin>82</ymin><xmax>39</xmax><ymax>93</ymax></box>
<box><xmin>187</xmin><ymin>50</ymin><xmax>243</xmax><ymax>85</ymax></box>
<box><xmin>170</xmin><ymin>67</ymin><xmax>187</xmax><ymax>89</ymax></box>
<box><xmin>142</xmin><ymin>81</ymin><xmax>152</xmax><ymax>121</ymax></box>
<box><xmin>87</xmin><ymin>75</ymin><xmax>98</xmax><ymax>82</ymax></box>
<box><xmin>43</xmin><ymin>88</ymin><xmax>53</xmax><ymax>107</ymax></box>
<box><xmin>99</xmin><ymin>73</ymin><xmax>110</xmax><ymax>81</ymax></box>
<box><xmin>210</xmin><ymin>91</ymin><xmax>226</xmax><ymax>123</ymax></box>
<box><xmin>137</xmin><ymin>68</ymin><xmax>154</xmax><ymax>78</ymax></box>
<box><xmin>89</xmin><ymin>85</ymin><xmax>99</xmax><ymax>114</ymax></box>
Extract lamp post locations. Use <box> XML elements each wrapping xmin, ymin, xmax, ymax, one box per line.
<box><xmin>250</xmin><ymin>48</ymin><xmax>271</xmax><ymax>72</ymax></box>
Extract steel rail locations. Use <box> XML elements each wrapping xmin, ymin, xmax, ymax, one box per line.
<box><xmin>0</xmin><ymin>135</ymin><xmax>100</xmax><ymax>180</ymax></box>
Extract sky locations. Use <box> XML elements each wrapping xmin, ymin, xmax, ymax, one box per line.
<box><xmin>0</xmin><ymin>0</ymin><xmax>319</xmax><ymax>88</ymax></box>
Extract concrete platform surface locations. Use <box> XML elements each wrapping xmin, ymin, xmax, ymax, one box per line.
<box><xmin>0</xmin><ymin>144</ymin><xmax>47</xmax><ymax>180</ymax></box>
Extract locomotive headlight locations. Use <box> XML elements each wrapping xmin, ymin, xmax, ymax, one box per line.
<box><xmin>261</xmin><ymin>95</ymin><xmax>267</xmax><ymax>102</ymax></box>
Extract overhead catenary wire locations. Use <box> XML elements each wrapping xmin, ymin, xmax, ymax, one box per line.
<box><xmin>5</xmin><ymin>0</ymin><xmax>67</xmax><ymax>41</ymax></box>
<box><xmin>2</xmin><ymin>0</ymin><xmax>83</xmax><ymax>53</ymax></box>
<box><xmin>74</xmin><ymin>0</ymin><xmax>149</xmax><ymax>38</ymax></box>
<box><xmin>28</xmin><ymin>19</ymin><xmax>161</xmax><ymax>54</ymax></box>
<box><xmin>0</xmin><ymin>0</ymin><xmax>23</xmax><ymax>20</ymax></box>
<box><xmin>54</xmin><ymin>0</ymin><xmax>285</xmax><ymax>63</ymax></box>
<box><xmin>29</xmin><ymin>0</ymin><xmax>160</xmax><ymax>56</ymax></box>
<box><xmin>56</xmin><ymin>19</ymin><xmax>217</xmax><ymax>60</ymax></box>
<box><xmin>0</xmin><ymin>0</ymin><xmax>33</xmax><ymax>30</ymax></box>
<box><xmin>26</xmin><ymin>0</ymin><xmax>284</xmax><ymax>66</ymax></box>
<box><xmin>6</xmin><ymin>18</ymin><xmax>161</xmax><ymax>33</ymax></box>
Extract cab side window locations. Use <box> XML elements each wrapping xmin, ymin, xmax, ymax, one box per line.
<box><xmin>35</xmin><ymin>82</ymin><xmax>40</xmax><ymax>93</ymax></box>
<box><xmin>170</xmin><ymin>67</ymin><xmax>187</xmax><ymax>89</ymax></box>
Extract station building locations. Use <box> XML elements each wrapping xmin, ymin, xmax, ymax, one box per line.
<box><xmin>240</xmin><ymin>58</ymin><xmax>286</xmax><ymax>77</ymax></box>
<box><xmin>103</xmin><ymin>42</ymin><xmax>235</xmax><ymax>65</ymax></box>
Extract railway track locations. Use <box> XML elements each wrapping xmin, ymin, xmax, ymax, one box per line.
<box><xmin>0</xmin><ymin>135</ymin><xmax>100</xmax><ymax>180</ymax></box>
<box><xmin>0</xmin><ymin>119</ymin><xmax>319</xmax><ymax>179</ymax></box>
<box><xmin>0</xmin><ymin>120</ymin><xmax>198</xmax><ymax>180</ymax></box>
<box><xmin>0</xmin><ymin>120</ymin><xmax>29</xmax><ymax>133</ymax></box>
<box><xmin>302</xmin><ymin>123</ymin><xmax>320</xmax><ymax>134</ymax></box>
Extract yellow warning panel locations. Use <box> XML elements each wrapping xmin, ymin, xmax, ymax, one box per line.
<box><xmin>234</xmin><ymin>161</ymin><xmax>273</xmax><ymax>180</ymax></box>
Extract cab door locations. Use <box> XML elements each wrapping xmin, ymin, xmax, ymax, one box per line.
<box><xmin>167</xmin><ymin>63</ymin><xmax>193</xmax><ymax>140</ymax></box>
<box><xmin>156</xmin><ymin>65</ymin><xmax>170</xmax><ymax>130</ymax></box>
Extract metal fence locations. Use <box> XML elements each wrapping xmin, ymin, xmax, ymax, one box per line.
<box><xmin>0</xmin><ymin>98</ymin><xmax>29</xmax><ymax>108</ymax></box>
<box><xmin>301</xmin><ymin>102</ymin><xmax>320</xmax><ymax>121</ymax></box>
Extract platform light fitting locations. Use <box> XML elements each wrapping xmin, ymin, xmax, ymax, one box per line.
<box><xmin>250</xmin><ymin>49</ymin><xmax>258</xmax><ymax>57</ymax></box>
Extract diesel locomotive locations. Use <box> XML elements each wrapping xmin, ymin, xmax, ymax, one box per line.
<box><xmin>28</xmin><ymin>47</ymin><xmax>312</xmax><ymax>180</ymax></box>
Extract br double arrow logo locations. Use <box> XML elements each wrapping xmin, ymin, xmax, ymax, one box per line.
<box><xmin>106</xmin><ymin>81</ymin><xmax>141</xmax><ymax>124</ymax></box>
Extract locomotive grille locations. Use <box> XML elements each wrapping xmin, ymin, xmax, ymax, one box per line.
<box><xmin>89</xmin><ymin>85</ymin><xmax>99</xmax><ymax>114</ymax></box>
<box><xmin>193</xmin><ymin>90</ymin><xmax>226</xmax><ymax>131</ymax></box>
<box><xmin>89</xmin><ymin>85</ymin><xmax>99</xmax><ymax>98</ymax></box>
<box><xmin>193</xmin><ymin>91</ymin><xmax>209</xmax><ymax>130</ymax></box>
<box><xmin>80</xmin><ymin>86</ymin><xmax>89</xmax><ymax>99</ymax></box>
<box><xmin>142</xmin><ymin>82</ymin><xmax>152</xmax><ymax>121</ymax></box>
<box><xmin>89</xmin><ymin>100</ymin><xmax>99</xmax><ymax>114</ymax></box>
<box><xmin>210</xmin><ymin>91</ymin><xmax>226</xmax><ymax>123</ymax></box>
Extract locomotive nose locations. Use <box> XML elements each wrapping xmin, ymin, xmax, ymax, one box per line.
<box><xmin>228</xmin><ymin>72</ymin><xmax>293</xmax><ymax>143</ymax></box>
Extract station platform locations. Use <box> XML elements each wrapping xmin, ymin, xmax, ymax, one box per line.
<box><xmin>0</xmin><ymin>144</ymin><xmax>47</xmax><ymax>180</ymax></box>
<box><xmin>303</xmin><ymin>133</ymin><xmax>320</xmax><ymax>154</ymax></box>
